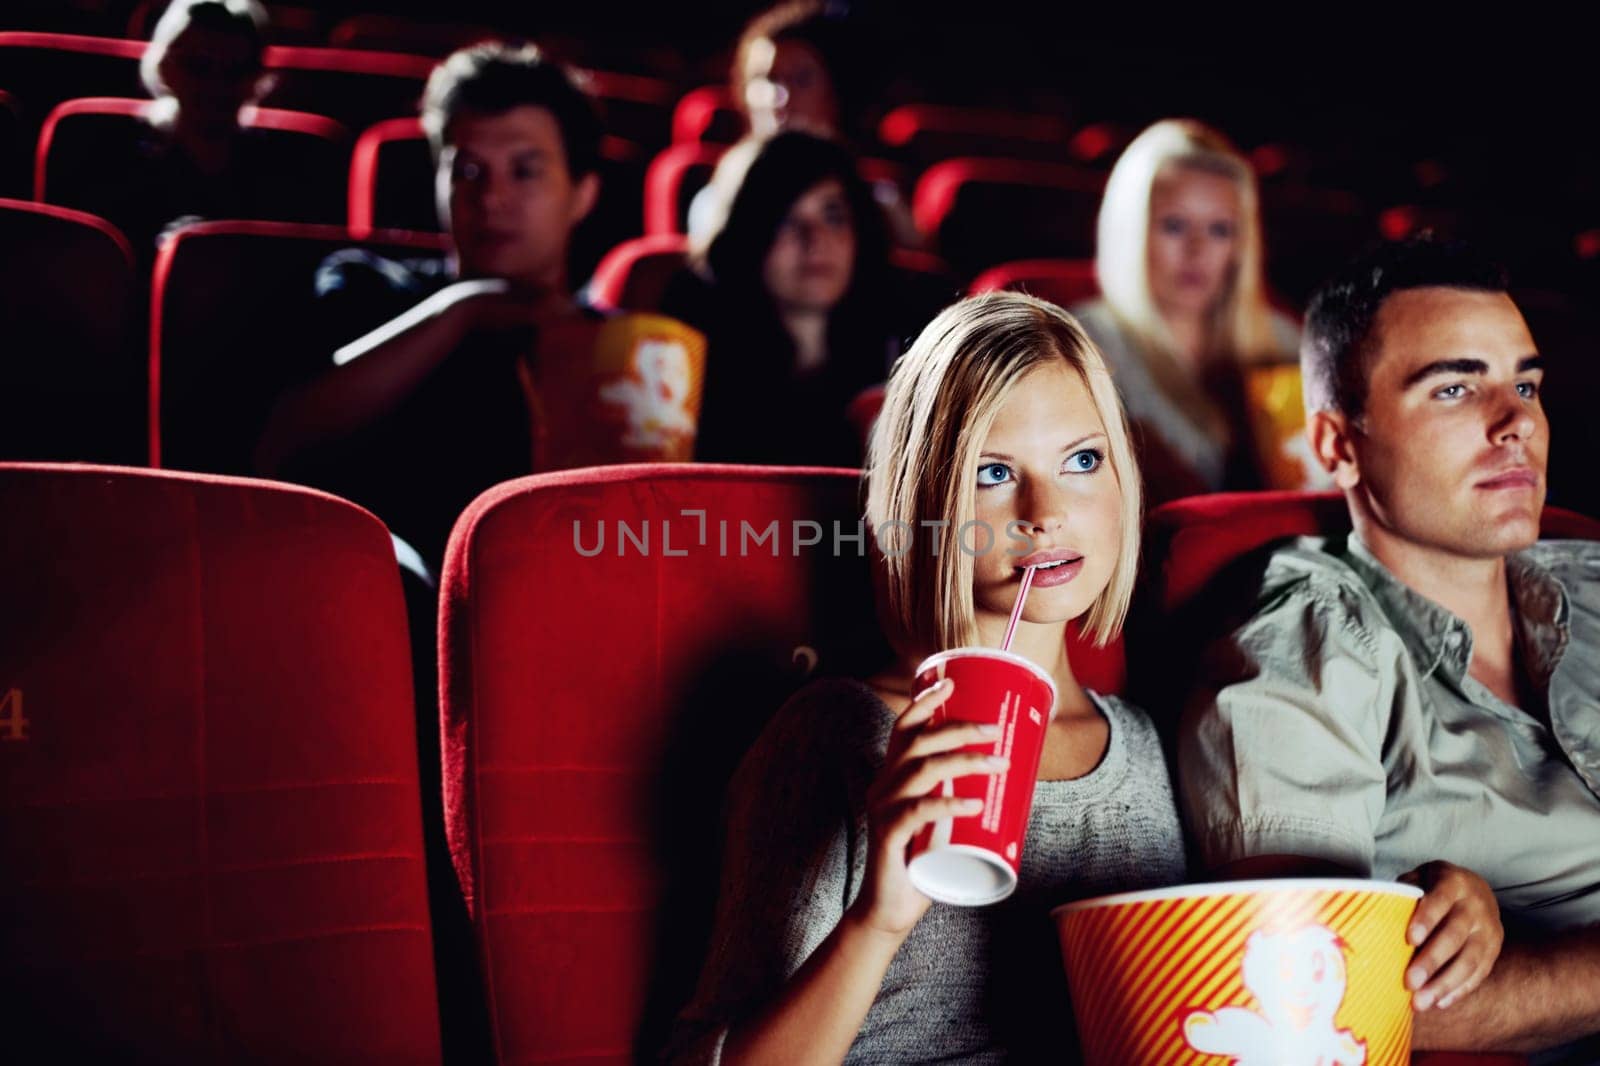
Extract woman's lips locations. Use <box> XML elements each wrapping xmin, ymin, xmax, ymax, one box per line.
<box><xmin>1027</xmin><ymin>558</ymin><xmax>1084</xmax><ymax>587</ymax></box>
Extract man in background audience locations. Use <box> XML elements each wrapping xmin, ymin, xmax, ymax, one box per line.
<box><xmin>254</xmin><ymin>42</ymin><xmax>605</xmax><ymax>566</ymax></box>
<box><xmin>1180</xmin><ymin>236</ymin><xmax>1600</xmax><ymax>1059</ymax></box>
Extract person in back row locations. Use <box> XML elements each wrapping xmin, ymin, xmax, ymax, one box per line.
<box><xmin>665</xmin><ymin>131</ymin><xmax>897</xmax><ymax>467</ymax></box>
<box><xmin>55</xmin><ymin>0</ymin><xmax>342</xmax><ymax>260</ymax></box>
<box><xmin>1074</xmin><ymin>119</ymin><xmax>1321</xmax><ymax>506</ymax></box>
<box><xmin>256</xmin><ymin>42</ymin><xmax>702</xmax><ymax>567</ymax></box>
<box><xmin>1180</xmin><ymin>236</ymin><xmax>1600</xmax><ymax>1059</ymax></box>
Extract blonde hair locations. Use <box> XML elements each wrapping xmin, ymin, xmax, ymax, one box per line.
<box><xmin>1095</xmin><ymin>118</ymin><xmax>1281</xmax><ymax>364</ymax></box>
<box><xmin>864</xmin><ymin>291</ymin><xmax>1142</xmax><ymax>659</ymax></box>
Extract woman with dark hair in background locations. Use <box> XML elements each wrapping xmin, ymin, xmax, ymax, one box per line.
<box><xmin>668</xmin><ymin>130</ymin><xmax>897</xmax><ymax>467</ymax></box>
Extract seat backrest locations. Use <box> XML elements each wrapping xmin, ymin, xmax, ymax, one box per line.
<box><xmin>439</xmin><ymin>464</ymin><xmax>1124</xmax><ymax>1063</ymax></box>
<box><xmin>913</xmin><ymin>158</ymin><xmax>1106</xmax><ymax>277</ymax></box>
<box><xmin>1129</xmin><ymin>490</ymin><xmax>1600</xmax><ymax>728</ymax></box>
<box><xmin>671</xmin><ymin>85</ymin><xmax>742</xmax><ymax>145</ymax></box>
<box><xmin>967</xmin><ymin>257</ymin><xmax>1099</xmax><ymax>307</ymax></box>
<box><xmin>0</xmin><ymin>32</ymin><xmax>145</xmax><ymax>194</ymax></box>
<box><xmin>644</xmin><ymin>141</ymin><xmax>724</xmax><ymax>236</ymax></box>
<box><xmin>256</xmin><ymin>45</ymin><xmax>434</xmax><ymax>134</ymax></box>
<box><xmin>150</xmin><ymin>220</ymin><xmax>449</xmax><ymax>472</ymax></box>
<box><xmin>583</xmin><ymin>233</ymin><xmax>690</xmax><ymax>313</ymax></box>
<box><xmin>36</xmin><ymin>97</ymin><xmax>349</xmax><ymax>223</ymax></box>
<box><xmin>878</xmin><ymin>104</ymin><xmax>1074</xmax><ymax>167</ymax></box>
<box><xmin>0</xmin><ymin>462</ymin><xmax>441</xmax><ymax>1062</ymax></box>
<box><xmin>0</xmin><ymin>198</ymin><xmax>141</xmax><ymax>464</ymax></box>
<box><xmin>348</xmin><ymin>116</ymin><xmax>440</xmax><ymax>237</ymax></box>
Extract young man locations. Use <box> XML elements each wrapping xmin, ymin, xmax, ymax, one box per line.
<box><xmin>1179</xmin><ymin>237</ymin><xmax>1600</xmax><ymax>1057</ymax></box>
<box><xmin>253</xmin><ymin>42</ymin><xmax>605</xmax><ymax>565</ymax></box>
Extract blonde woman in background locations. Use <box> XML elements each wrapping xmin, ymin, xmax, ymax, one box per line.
<box><xmin>1073</xmin><ymin>118</ymin><xmax>1323</xmax><ymax>505</ymax></box>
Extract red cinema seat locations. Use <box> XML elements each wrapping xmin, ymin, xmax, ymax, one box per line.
<box><xmin>0</xmin><ymin>32</ymin><xmax>146</xmax><ymax>194</ymax></box>
<box><xmin>328</xmin><ymin>14</ymin><xmax>500</xmax><ymax>56</ymax></box>
<box><xmin>347</xmin><ymin>116</ymin><xmax>440</xmax><ymax>237</ymax></box>
<box><xmin>878</xmin><ymin>104</ymin><xmax>1074</xmax><ymax>167</ymax></box>
<box><xmin>671</xmin><ymin>85</ymin><xmax>742</xmax><ymax>145</ymax></box>
<box><xmin>0</xmin><ymin>463</ymin><xmax>441</xmax><ymax>1063</ymax></box>
<box><xmin>581</xmin><ymin>69</ymin><xmax>677</xmax><ymax>150</ymax></box>
<box><xmin>36</xmin><ymin>97</ymin><xmax>349</xmax><ymax>227</ymax></box>
<box><xmin>968</xmin><ymin>258</ymin><xmax>1099</xmax><ymax>307</ymax></box>
<box><xmin>0</xmin><ymin>198</ymin><xmax>142</xmax><ymax>464</ymax></box>
<box><xmin>583</xmin><ymin>233</ymin><xmax>690</xmax><ymax>313</ymax></box>
<box><xmin>150</xmin><ymin>220</ymin><xmax>448</xmax><ymax>472</ymax></box>
<box><xmin>1130</xmin><ymin>489</ymin><xmax>1600</xmax><ymax>735</ymax></box>
<box><xmin>913</xmin><ymin>158</ymin><xmax>1106</xmax><ymax>277</ymax></box>
<box><xmin>644</xmin><ymin>141</ymin><xmax>724</xmax><ymax>236</ymax></box>
<box><xmin>257</xmin><ymin>46</ymin><xmax>435</xmax><ymax>136</ymax></box>
<box><xmin>438</xmin><ymin>464</ymin><xmax>1123</xmax><ymax>1063</ymax></box>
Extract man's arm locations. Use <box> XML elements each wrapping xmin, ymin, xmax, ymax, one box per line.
<box><xmin>1411</xmin><ymin>925</ymin><xmax>1600</xmax><ymax>1052</ymax></box>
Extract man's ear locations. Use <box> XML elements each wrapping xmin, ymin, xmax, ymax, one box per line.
<box><xmin>570</xmin><ymin>171</ymin><xmax>600</xmax><ymax>225</ymax></box>
<box><xmin>1308</xmin><ymin>408</ymin><xmax>1362</xmax><ymax>491</ymax></box>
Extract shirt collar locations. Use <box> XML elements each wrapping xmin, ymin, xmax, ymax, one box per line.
<box><xmin>1341</xmin><ymin>532</ymin><xmax>1571</xmax><ymax>685</ymax></box>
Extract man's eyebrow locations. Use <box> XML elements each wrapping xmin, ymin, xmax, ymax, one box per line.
<box><xmin>1401</xmin><ymin>359</ymin><xmax>1488</xmax><ymax>388</ymax></box>
<box><xmin>1401</xmin><ymin>354</ymin><xmax>1545</xmax><ymax>388</ymax></box>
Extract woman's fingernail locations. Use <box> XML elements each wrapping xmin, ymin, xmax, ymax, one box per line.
<box><xmin>1414</xmin><ymin>990</ymin><xmax>1435</xmax><ymax>1011</ymax></box>
<box><xmin>987</xmin><ymin>756</ymin><xmax>1010</xmax><ymax>769</ymax></box>
<box><xmin>1406</xmin><ymin>965</ymin><xmax>1426</xmax><ymax>989</ymax></box>
<box><xmin>978</xmin><ymin>724</ymin><xmax>1001</xmax><ymax>736</ymax></box>
<box><xmin>1409</xmin><ymin>923</ymin><xmax>1427</xmax><ymax>944</ymax></box>
<box><xmin>960</xmin><ymin>798</ymin><xmax>984</xmax><ymax>812</ymax></box>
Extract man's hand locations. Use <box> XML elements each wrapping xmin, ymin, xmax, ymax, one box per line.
<box><xmin>1401</xmin><ymin>861</ymin><xmax>1504</xmax><ymax>1011</ymax></box>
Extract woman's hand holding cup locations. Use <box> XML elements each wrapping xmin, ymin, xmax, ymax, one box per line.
<box><xmin>847</xmin><ymin>678</ymin><xmax>1008</xmax><ymax>941</ymax></box>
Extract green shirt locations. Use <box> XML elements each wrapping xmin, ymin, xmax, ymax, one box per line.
<box><xmin>1180</xmin><ymin>532</ymin><xmax>1600</xmax><ymax>932</ymax></box>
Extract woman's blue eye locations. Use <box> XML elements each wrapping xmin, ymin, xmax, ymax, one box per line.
<box><xmin>1516</xmin><ymin>380</ymin><xmax>1539</xmax><ymax>399</ymax></box>
<box><xmin>1433</xmin><ymin>383</ymin><xmax>1467</xmax><ymax>400</ymax></box>
<box><xmin>976</xmin><ymin>462</ymin><xmax>1011</xmax><ymax>487</ymax></box>
<box><xmin>1066</xmin><ymin>448</ymin><xmax>1104</xmax><ymax>473</ymax></box>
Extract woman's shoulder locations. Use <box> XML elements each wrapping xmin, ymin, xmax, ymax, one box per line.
<box><xmin>761</xmin><ymin>677</ymin><xmax>895</xmax><ymax>753</ymax></box>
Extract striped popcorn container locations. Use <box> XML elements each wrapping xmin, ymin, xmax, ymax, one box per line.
<box><xmin>1053</xmin><ymin>879</ymin><xmax>1422</xmax><ymax>1065</ymax></box>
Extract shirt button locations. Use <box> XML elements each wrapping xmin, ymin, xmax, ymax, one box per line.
<box><xmin>1445</xmin><ymin>631</ymin><xmax>1463</xmax><ymax>648</ymax></box>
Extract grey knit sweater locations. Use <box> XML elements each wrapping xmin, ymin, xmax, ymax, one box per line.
<box><xmin>664</xmin><ymin>678</ymin><xmax>1186</xmax><ymax>1064</ymax></box>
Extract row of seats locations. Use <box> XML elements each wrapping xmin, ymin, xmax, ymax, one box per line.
<box><xmin>5</xmin><ymin>460</ymin><xmax>1576</xmax><ymax>1062</ymax></box>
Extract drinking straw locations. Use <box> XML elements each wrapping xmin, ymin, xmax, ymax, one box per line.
<box><xmin>1001</xmin><ymin>565</ymin><xmax>1037</xmax><ymax>652</ymax></box>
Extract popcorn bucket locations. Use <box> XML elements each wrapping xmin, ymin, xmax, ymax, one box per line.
<box><xmin>1053</xmin><ymin>879</ymin><xmax>1422</xmax><ymax>1065</ymax></box>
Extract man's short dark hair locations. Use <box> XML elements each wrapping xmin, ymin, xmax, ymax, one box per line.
<box><xmin>421</xmin><ymin>42</ymin><xmax>602</xmax><ymax>179</ymax></box>
<box><xmin>1302</xmin><ymin>235</ymin><xmax>1509</xmax><ymax>419</ymax></box>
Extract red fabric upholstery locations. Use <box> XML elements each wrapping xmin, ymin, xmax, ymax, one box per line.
<box><xmin>347</xmin><ymin>116</ymin><xmax>438</xmax><ymax>237</ymax></box>
<box><xmin>1144</xmin><ymin>490</ymin><xmax>1600</xmax><ymax>617</ymax></box>
<box><xmin>0</xmin><ymin>198</ymin><xmax>141</xmax><ymax>464</ymax></box>
<box><xmin>912</xmin><ymin>158</ymin><xmax>1106</xmax><ymax>276</ymax></box>
<box><xmin>967</xmin><ymin>257</ymin><xmax>1099</xmax><ymax>307</ymax></box>
<box><xmin>644</xmin><ymin>142</ymin><xmax>724</xmax><ymax>236</ymax></box>
<box><xmin>0</xmin><ymin>463</ymin><xmax>441</xmax><ymax>1062</ymax></box>
<box><xmin>149</xmin><ymin>220</ymin><xmax>448</xmax><ymax>472</ymax></box>
<box><xmin>438</xmin><ymin>464</ymin><xmax>1121</xmax><ymax>1063</ymax></box>
<box><xmin>878</xmin><ymin>104</ymin><xmax>1074</xmax><ymax>165</ymax></box>
<box><xmin>36</xmin><ymin>97</ymin><xmax>349</xmax><ymax>215</ymax></box>
<box><xmin>328</xmin><ymin>14</ymin><xmax>501</xmax><ymax>56</ymax></box>
<box><xmin>671</xmin><ymin>85</ymin><xmax>742</xmax><ymax>145</ymax></box>
<box><xmin>0</xmin><ymin>34</ymin><xmax>431</xmax><ymax>152</ymax></box>
<box><xmin>583</xmin><ymin>233</ymin><xmax>690</xmax><ymax>313</ymax></box>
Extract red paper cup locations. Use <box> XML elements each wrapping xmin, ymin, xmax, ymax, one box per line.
<box><xmin>907</xmin><ymin>647</ymin><xmax>1056</xmax><ymax>906</ymax></box>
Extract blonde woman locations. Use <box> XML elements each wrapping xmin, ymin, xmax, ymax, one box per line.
<box><xmin>1074</xmin><ymin>119</ymin><xmax>1318</xmax><ymax>505</ymax></box>
<box><xmin>666</xmin><ymin>292</ymin><xmax>1186</xmax><ymax>1063</ymax></box>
